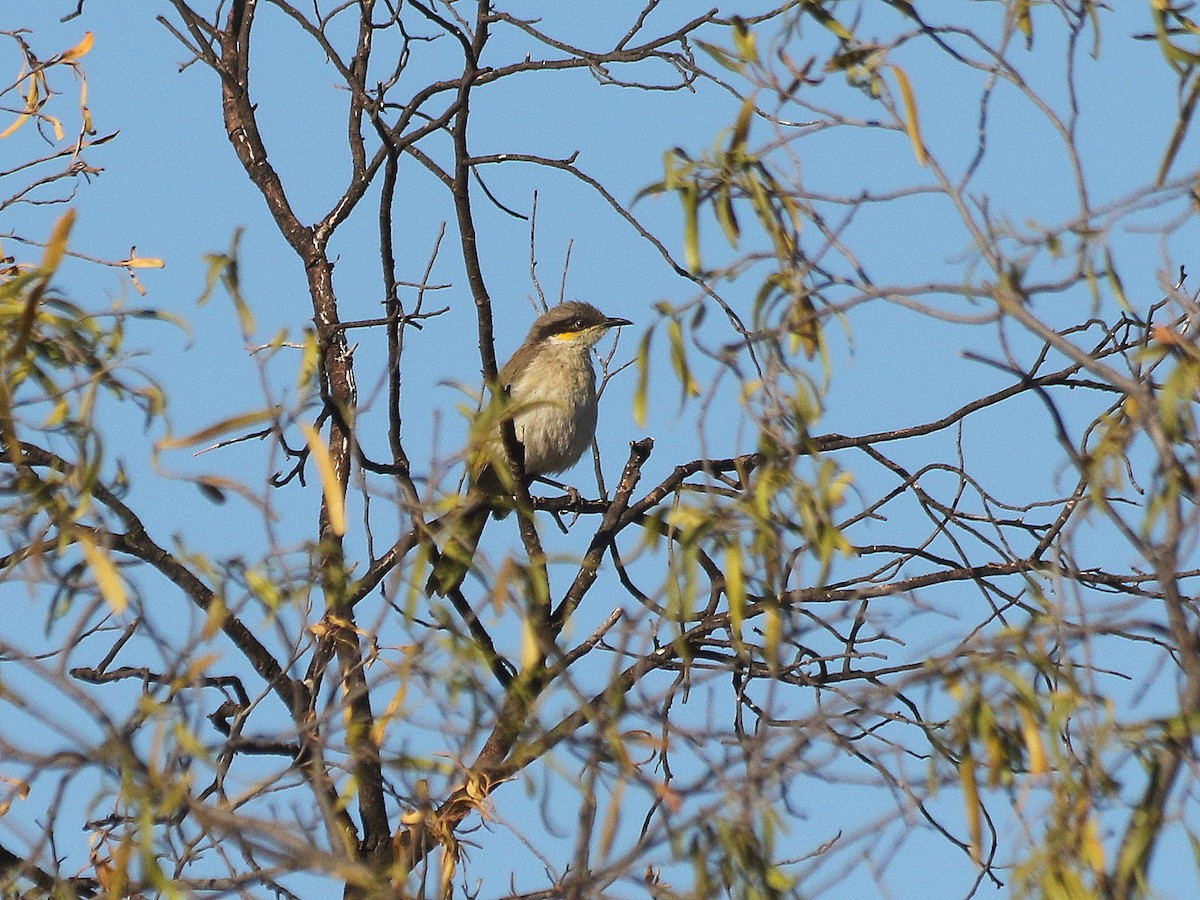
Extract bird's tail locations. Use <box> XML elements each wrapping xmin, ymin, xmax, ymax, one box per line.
<box><xmin>426</xmin><ymin>498</ymin><xmax>490</xmax><ymax>596</ymax></box>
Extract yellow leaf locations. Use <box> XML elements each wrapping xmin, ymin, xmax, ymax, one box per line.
<box><xmin>298</xmin><ymin>328</ymin><xmax>320</xmax><ymax>391</ymax></box>
<box><xmin>1104</xmin><ymin>247</ymin><xmax>1128</xmax><ymax>310</ymax></box>
<box><xmin>731</xmin><ymin>17</ymin><xmax>759</xmax><ymax>65</ymax></box>
<box><xmin>667</xmin><ymin>319</ymin><xmax>700</xmax><ymax>400</ymax></box>
<box><xmin>245</xmin><ymin>568</ymin><xmax>280</xmax><ymax>608</ymax></box>
<box><xmin>695</xmin><ymin>40</ymin><xmax>746</xmax><ymax>75</ymax></box>
<box><xmin>202</xmin><ymin>594</ymin><xmax>226</xmax><ymax>639</ymax></box>
<box><xmin>960</xmin><ymin>752</ymin><xmax>982</xmax><ymax>865</ymax></box>
<box><xmin>681</xmin><ymin>182</ymin><xmax>701</xmax><ymax>273</ymax></box>
<box><xmin>79</xmin><ymin>77</ymin><xmax>93</xmax><ymax>134</ymax></box>
<box><xmin>1152</xmin><ymin>324</ymin><xmax>1186</xmax><ymax>347</ymax></box>
<box><xmin>1018</xmin><ymin>706</ymin><xmax>1047</xmax><ymax>775</ymax></box>
<box><xmin>1015</xmin><ymin>0</ymin><xmax>1034</xmax><ymax>49</ymax></box>
<box><xmin>156</xmin><ymin>408</ymin><xmax>274</xmax><ymax>451</ymax></box>
<box><xmin>1083</xmin><ymin>815</ymin><xmax>1106</xmax><ymax>873</ymax></box>
<box><xmin>726</xmin><ymin>541</ymin><xmax>746</xmax><ymax>625</ymax></box>
<box><xmin>520</xmin><ymin>616</ymin><xmax>540</xmax><ymax>671</ymax></box>
<box><xmin>0</xmin><ymin>113</ymin><xmax>28</xmax><ymax>141</ymax></box>
<box><xmin>299</xmin><ymin>421</ymin><xmax>346</xmax><ymax>536</ymax></box>
<box><xmin>729</xmin><ymin>93</ymin><xmax>755</xmax><ymax>156</ymax></box>
<box><xmin>42</xmin><ymin>398</ymin><xmax>69</xmax><ymax>429</ymax></box>
<box><xmin>43</xmin><ymin>209</ymin><xmax>76</xmax><ymax>274</ymax></box>
<box><xmin>61</xmin><ymin>32</ymin><xmax>95</xmax><ymax>61</ymax></box>
<box><xmin>889</xmin><ymin>65</ymin><xmax>927</xmax><ymax>165</ymax></box>
<box><xmin>803</xmin><ymin>1</ymin><xmax>854</xmax><ymax>42</ymax></box>
<box><xmin>715</xmin><ymin>184</ymin><xmax>740</xmax><ymax>247</ymax></box>
<box><xmin>184</xmin><ymin>652</ymin><xmax>220</xmax><ymax>681</ymax></box>
<box><xmin>78</xmin><ymin>532</ymin><xmax>127</xmax><ymax>614</ymax></box>
<box><xmin>763</xmin><ymin>603</ymin><xmax>781</xmax><ymax>671</ymax></box>
<box><xmin>0</xmin><ymin>774</ymin><xmax>30</xmax><ymax>815</ymax></box>
<box><xmin>0</xmin><ymin>75</ymin><xmax>39</xmax><ymax>141</ymax></box>
<box><xmin>439</xmin><ymin>844</ymin><xmax>457</xmax><ymax>898</ymax></box>
<box><xmin>118</xmin><ymin>250</ymin><xmax>165</xmax><ymax>269</ymax></box>
<box><xmin>786</xmin><ymin>290</ymin><xmax>820</xmax><ymax>360</ymax></box>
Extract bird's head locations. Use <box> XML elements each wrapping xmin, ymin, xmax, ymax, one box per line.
<box><xmin>528</xmin><ymin>301</ymin><xmax>632</xmax><ymax>349</ymax></box>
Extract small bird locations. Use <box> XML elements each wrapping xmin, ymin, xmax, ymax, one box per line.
<box><xmin>428</xmin><ymin>301</ymin><xmax>632</xmax><ymax>595</ymax></box>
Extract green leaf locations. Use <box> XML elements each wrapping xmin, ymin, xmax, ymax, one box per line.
<box><xmin>715</xmin><ymin>184</ymin><xmax>740</xmax><ymax>248</ymax></box>
<box><xmin>633</xmin><ymin>327</ymin><xmax>653</xmax><ymax>428</ymax></box>
<box><xmin>667</xmin><ymin>318</ymin><xmax>700</xmax><ymax>404</ymax></box>
<box><xmin>801</xmin><ymin>0</ymin><xmax>854</xmax><ymax>42</ymax></box>
<box><xmin>731</xmin><ymin>17</ymin><xmax>759</xmax><ymax>65</ymax></box>
<box><xmin>695</xmin><ymin>40</ymin><xmax>745</xmax><ymax>74</ymax></box>
<box><xmin>1156</xmin><ymin>73</ymin><xmax>1200</xmax><ymax>187</ymax></box>
<box><xmin>729</xmin><ymin>94</ymin><xmax>755</xmax><ymax>156</ymax></box>
<box><xmin>199</xmin><ymin>228</ymin><xmax>255</xmax><ymax>337</ymax></box>
<box><xmin>681</xmin><ymin>182</ymin><xmax>701</xmax><ymax>273</ymax></box>
<box><xmin>1015</xmin><ymin>0</ymin><xmax>1034</xmax><ymax>49</ymax></box>
<box><xmin>1104</xmin><ymin>247</ymin><xmax>1129</xmax><ymax>310</ymax></box>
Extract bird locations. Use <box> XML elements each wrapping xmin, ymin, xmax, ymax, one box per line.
<box><xmin>427</xmin><ymin>301</ymin><xmax>632</xmax><ymax>595</ymax></box>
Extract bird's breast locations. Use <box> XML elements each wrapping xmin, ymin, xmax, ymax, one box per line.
<box><xmin>507</xmin><ymin>346</ymin><xmax>598</xmax><ymax>475</ymax></box>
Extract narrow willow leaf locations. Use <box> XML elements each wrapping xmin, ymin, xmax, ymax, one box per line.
<box><xmin>199</xmin><ymin>230</ymin><xmax>254</xmax><ymax>335</ymax></box>
<box><xmin>763</xmin><ymin>602</ymin><xmax>781</xmax><ymax>671</ymax></box>
<box><xmin>520</xmin><ymin>615</ymin><xmax>541</xmax><ymax>672</ymax></box>
<box><xmin>631</xmin><ymin>180</ymin><xmax>666</xmax><ymax>203</ymax></box>
<box><xmin>633</xmin><ymin>327</ymin><xmax>653</xmax><ymax>427</ymax></box>
<box><xmin>695</xmin><ymin>40</ymin><xmax>745</xmax><ymax>74</ymax></box>
<box><xmin>197</xmin><ymin>253</ymin><xmax>229</xmax><ymax>305</ymax></box>
<box><xmin>889</xmin><ymin>64</ymin><xmax>927</xmax><ymax>166</ymax></box>
<box><xmin>681</xmin><ymin>182</ymin><xmax>701</xmax><ymax>273</ymax></box>
<box><xmin>960</xmin><ymin>752</ymin><xmax>983</xmax><ymax>865</ymax></box>
<box><xmin>1104</xmin><ymin>247</ymin><xmax>1129</xmax><ymax>310</ymax></box>
<box><xmin>298</xmin><ymin>328</ymin><xmax>321</xmax><ymax>392</ymax></box>
<box><xmin>1153</xmin><ymin>5</ymin><xmax>1200</xmax><ymax>72</ymax></box>
<box><xmin>661</xmin><ymin>147</ymin><xmax>686</xmax><ymax>192</ymax></box>
<box><xmin>79</xmin><ymin>532</ymin><xmax>127</xmax><ymax>614</ymax></box>
<box><xmin>1187</xmin><ymin>832</ymin><xmax>1200</xmax><ymax>884</ymax></box>
<box><xmin>785</xmin><ymin>288</ymin><xmax>821</xmax><ymax>360</ymax></box>
<box><xmin>0</xmin><ymin>75</ymin><xmax>38</xmax><ymax>140</ymax></box>
<box><xmin>156</xmin><ymin>408</ymin><xmax>274</xmax><ymax>451</ymax></box>
<box><xmin>299</xmin><ymin>421</ymin><xmax>346</xmax><ymax>537</ymax></box>
<box><xmin>726</xmin><ymin>541</ymin><xmax>746</xmax><ymax>636</ymax></box>
<box><xmin>731</xmin><ymin>17</ymin><xmax>759</xmax><ymax>65</ymax></box>
<box><xmin>1156</xmin><ymin>74</ymin><xmax>1200</xmax><ymax>187</ymax></box>
<box><xmin>598</xmin><ymin>775</ymin><xmax>627</xmax><ymax>859</ymax></box>
<box><xmin>729</xmin><ymin>94</ymin><xmax>755</xmax><ymax>156</ymax></box>
<box><xmin>1082</xmin><ymin>815</ymin><xmax>1106</xmax><ymax>873</ymax></box>
<box><xmin>1085</xmin><ymin>2</ymin><xmax>1102</xmax><ymax>58</ymax></box>
<box><xmin>802</xmin><ymin>1</ymin><xmax>854</xmax><ymax>42</ymax></box>
<box><xmin>715</xmin><ymin>185</ymin><xmax>740</xmax><ymax>248</ymax></box>
<box><xmin>1015</xmin><ymin>0</ymin><xmax>1034</xmax><ymax>49</ymax></box>
<box><xmin>117</xmin><ymin>250</ymin><xmax>165</xmax><ymax>269</ymax></box>
<box><xmin>744</xmin><ymin>169</ymin><xmax>779</xmax><ymax>245</ymax></box>
<box><xmin>667</xmin><ymin>318</ymin><xmax>700</xmax><ymax>402</ymax></box>
<box><xmin>60</xmin><ymin>32</ymin><xmax>95</xmax><ymax>61</ymax></box>
<box><xmin>42</xmin><ymin>209</ymin><xmax>76</xmax><ymax>274</ymax></box>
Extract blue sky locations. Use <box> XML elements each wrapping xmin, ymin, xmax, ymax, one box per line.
<box><xmin>5</xmin><ymin>3</ymin><xmax>1200</xmax><ymax>898</ymax></box>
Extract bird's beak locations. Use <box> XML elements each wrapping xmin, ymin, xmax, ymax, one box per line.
<box><xmin>604</xmin><ymin>316</ymin><xmax>633</xmax><ymax>329</ymax></box>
